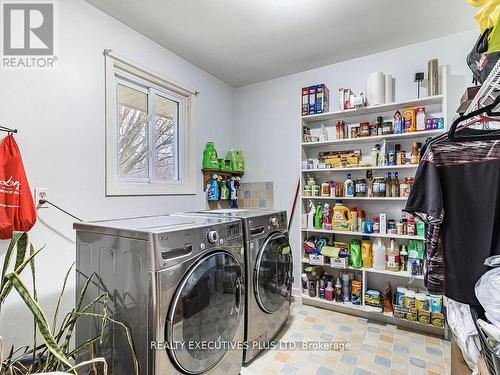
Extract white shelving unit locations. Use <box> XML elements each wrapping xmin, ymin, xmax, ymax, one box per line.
<box><xmin>299</xmin><ymin>67</ymin><xmax>449</xmax><ymax>337</ymax></box>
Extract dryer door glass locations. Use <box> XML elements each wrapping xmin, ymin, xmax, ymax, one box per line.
<box><xmin>166</xmin><ymin>251</ymin><xmax>243</xmax><ymax>374</ymax></box>
<box><xmin>255</xmin><ymin>232</ymin><xmax>292</xmax><ymax>313</ymax></box>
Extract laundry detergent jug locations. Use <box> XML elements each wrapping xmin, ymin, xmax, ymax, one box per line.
<box><xmin>203</xmin><ymin>142</ymin><xmax>219</xmax><ymax>170</ymax></box>
<box><xmin>226</xmin><ymin>147</ymin><xmax>238</xmax><ymax>172</ymax></box>
<box><xmin>234</xmin><ymin>149</ymin><xmax>245</xmax><ymax>172</ymax></box>
<box><xmin>332</xmin><ymin>200</ymin><xmax>351</xmax><ymax>231</ymax></box>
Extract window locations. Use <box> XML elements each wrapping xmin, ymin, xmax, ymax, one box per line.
<box><xmin>105</xmin><ymin>50</ymin><xmax>195</xmax><ymax>195</ymax></box>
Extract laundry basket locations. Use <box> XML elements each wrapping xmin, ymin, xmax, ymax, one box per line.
<box><xmin>471</xmin><ymin>306</ymin><xmax>500</xmax><ymax>375</ymax></box>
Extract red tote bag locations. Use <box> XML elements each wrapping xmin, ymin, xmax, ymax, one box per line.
<box><xmin>0</xmin><ymin>135</ymin><xmax>36</xmax><ymax>239</ymax></box>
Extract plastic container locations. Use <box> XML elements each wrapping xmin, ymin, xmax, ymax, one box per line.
<box><xmin>373</xmin><ymin>238</ymin><xmax>386</xmax><ymax>270</ymax></box>
<box><xmin>386</xmin><ymin>238</ymin><xmax>400</xmax><ymax>272</ymax></box>
<box><xmin>325</xmin><ymin>281</ymin><xmax>334</xmax><ymax>301</ymax></box>
<box><xmin>395</xmin><ymin>287</ymin><xmax>406</xmax><ymax>306</ymax></box>
<box><xmin>404</xmin><ymin>290</ymin><xmax>416</xmax><ymax>308</ymax></box>
<box><xmin>429</xmin><ymin>294</ymin><xmax>443</xmax><ymax>313</ymax></box>
<box><xmin>202</xmin><ymin>142</ymin><xmax>219</xmax><ymax>169</ymax></box>
<box><xmin>415</xmin><ymin>293</ymin><xmax>429</xmax><ymax>311</ymax></box>
<box><xmin>361</xmin><ymin>238</ymin><xmax>373</xmax><ymax>268</ymax></box>
<box><xmin>351</xmin><ymin>280</ymin><xmax>362</xmax><ymax>305</ymax></box>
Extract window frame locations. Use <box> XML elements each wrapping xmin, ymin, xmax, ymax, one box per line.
<box><xmin>105</xmin><ymin>50</ymin><xmax>195</xmax><ymax>196</ymax></box>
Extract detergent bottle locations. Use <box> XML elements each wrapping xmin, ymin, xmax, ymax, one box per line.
<box><xmin>322</xmin><ymin>203</ymin><xmax>332</xmax><ymax>230</ymax></box>
<box><xmin>226</xmin><ymin>147</ymin><xmax>238</xmax><ymax>172</ymax></box>
<box><xmin>234</xmin><ymin>149</ymin><xmax>245</xmax><ymax>172</ymax></box>
<box><xmin>206</xmin><ymin>174</ymin><xmax>220</xmax><ymax>201</ymax></box>
<box><xmin>202</xmin><ymin>142</ymin><xmax>219</xmax><ymax>170</ymax></box>
<box><xmin>332</xmin><ymin>200</ymin><xmax>351</xmax><ymax>231</ymax></box>
<box><xmin>314</xmin><ymin>203</ymin><xmax>323</xmax><ymax>229</ymax></box>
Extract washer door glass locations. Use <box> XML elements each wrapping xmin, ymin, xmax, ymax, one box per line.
<box><xmin>255</xmin><ymin>232</ymin><xmax>292</xmax><ymax>313</ymax></box>
<box><xmin>166</xmin><ymin>251</ymin><xmax>243</xmax><ymax>374</ymax></box>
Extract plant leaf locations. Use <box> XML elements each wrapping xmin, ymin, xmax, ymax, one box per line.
<box><xmin>52</xmin><ymin>262</ymin><xmax>75</xmax><ymax>334</ymax></box>
<box><xmin>6</xmin><ymin>272</ymin><xmax>72</xmax><ymax>369</ymax></box>
<box><xmin>67</xmin><ymin>356</ymin><xmax>108</xmax><ymax>375</ymax></box>
<box><xmin>71</xmin><ymin>311</ymin><xmax>139</xmax><ymax>375</ymax></box>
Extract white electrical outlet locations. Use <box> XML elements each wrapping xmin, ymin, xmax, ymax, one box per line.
<box><xmin>34</xmin><ymin>188</ymin><xmax>49</xmax><ymax>208</ymax></box>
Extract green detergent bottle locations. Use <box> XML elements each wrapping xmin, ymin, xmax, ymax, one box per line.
<box><xmin>203</xmin><ymin>142</ymin><xmax>219</xmax><ymax>170</ymax></box>
<box><xmin>234</xmin><ymin>149</ymin><xmax>245</xmax><ymax>172</ymax></box>
<box><xmin>314</xmin><ymin>203</ymin><xmax>323</xmax><ymax>229</ymax></box>
<box><xmin>226</xmin><ymin>147</ymin><xmax>238</xmax><ymax>172</ymax></box>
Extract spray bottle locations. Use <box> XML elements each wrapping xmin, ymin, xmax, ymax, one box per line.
<box><xmin>307</xmin><ymin>200</ymin><xmax>315</xmax><ymax>228</ymax></box>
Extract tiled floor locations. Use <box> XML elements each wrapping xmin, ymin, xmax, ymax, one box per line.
<box><xmin>241</xmin><ymin>302</ymin><xmax>451</xmax><ymax>375</ymax></box>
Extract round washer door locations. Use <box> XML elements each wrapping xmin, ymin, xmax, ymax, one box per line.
<box><xmin>255</xmin><ymin>232</ymin><xmax>293</xmax><ymax>313</ymax></box>
<box><xmin>166</xmin><ymin>251</ymin><xmax>243</xmax><ymax>374</ymax></box>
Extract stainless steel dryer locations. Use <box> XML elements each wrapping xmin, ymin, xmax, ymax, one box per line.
<box><xmin>175</xmin><ymin>209</ymin><xmax>293</xmax><ymax>364</ymax></box>
<box><xmin>74</xmin><ymin>215</ymin><xmax>245</xmax><ymax>375</ymax></box>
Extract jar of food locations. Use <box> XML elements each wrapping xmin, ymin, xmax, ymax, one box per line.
<box><xmin>372</xmin><ymin>177</ymin><xmax>386</xmax><ymax>197</ymax></box>
<box><xmin>382</xmin><ymin>122</ymin><xmax>393</xmax><ymax>135</ymax></box>
<box><xmin>321</xmin><ymin>182</ymin><xmax>330</xmax><ymax>196</ymax></box>
<box><xmin>397</xmin><ymin>150</ymin><xmax>406</xmax><ymax>165</ymax></box>
<box><xmin>350</xmin><ymin>126</ymin><xmax>360</xmax><ymax>139</ymax></box>
<box><xmin>369</xmin><ymin>123</ymin><xmax>378</xmax><ymax>136</ymax></box>
<box><xmin>355</xmin><ymin>178</ymin><xmax>367</xmax><ymax>197</ymax></box>
<box><xmin>388</xmin><ymin>220</ymin><xmax>396</xmax><ymax>234</ymax></box>
<box><xmin>372</xmin><ymin>217</ymin><xmax>380</xmax><ymax>233</ymax></box>
<box><xmin>360</xmin><ymin>122</ymin><xmax>370</xmax><ymax>137</ymax></box>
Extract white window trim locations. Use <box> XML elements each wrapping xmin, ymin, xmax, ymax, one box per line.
<box><xmin>104</xmin><ymin>50</ymin><xmax>196</xmax><ymax>196</ymax></box>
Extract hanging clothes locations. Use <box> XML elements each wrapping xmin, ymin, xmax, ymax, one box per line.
<box><xmin>0</xmin><ymin>134</ymin><xmax>36</xmax><ymax>239</ymax></box>
<box><xmin>405</xmin><ymin>129</ymin><xmax>500</xmax><ymax>305</ymax></box>
<box><xmin>468</xmin><ymin>0</ymin><xmax>500</xmax><ymax>54</ymax></box>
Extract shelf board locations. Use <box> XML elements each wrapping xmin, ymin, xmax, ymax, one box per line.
<box><xmin>302</xmin><ymin>129</ymin><xmax>445</xmax><ymax>147</ymax></box>
<box><xmin>301</xmin><ymin>196</ymin><xmax>407</xmax><ymax>201</ymax></box>
<box><xmin>301</xmin><ymin>164</ymin><xmax>418</xmax><ymax>173</ymax></box>
<box><xmin>301</xmin><ymin>95</ymin><xmax>444</xmax><ymax>123</ymax></box>
<box><xmin>301</xmin><ymin>258</ymin><xmax>423</xmax><ymax>280</ymax></box>
<box><xmin>301</xmin><ymin>294</ymin><xmax>444</xmax><ymax>335</ymax></box>
<box><xmin>301</xmin><ymin>228</ymin><xmax>425</xmax><ymax>241</ymax></box>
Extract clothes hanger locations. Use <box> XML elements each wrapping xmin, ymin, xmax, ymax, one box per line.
<box><xmin>448</xmin><ymin>94</ymin><xmax>500</xmax><ymax>142</ymax></box>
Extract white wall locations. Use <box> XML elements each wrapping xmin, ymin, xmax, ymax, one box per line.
<box><xmin>0</xmin><ymin>0</ymin><xmax>235</xmax><ymax>347</ymax></box>
<box><xmin>233</xmin><ymin>30</ymin><xmax>478</xmax><ymax>294</ymax></box>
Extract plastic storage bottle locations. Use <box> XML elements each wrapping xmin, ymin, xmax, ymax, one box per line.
<box><xmin>386</xmin><ymin>238</ymin><xmax>400</xmax><ymax>271</ymax></box>
<box><xmin>332</xmin><ymin>200</ymin><xmax>351</xmax><ymax>231</ymax></box>
<box><xmin>361</xmin><ymin>237</ymin><xmax>373</xmax><ymax>268</ymax></box>
<box><xmin>373</xmin><ymin>238</ymin><xmax>386</xmax><ymax>270</ymax></box>
<box><xmin>335</xmin><ymin>278</ymin><xmax>343</xmax><ymax>302</ymax></box>
<box><xmin>400</xmin><ymin>245</ymin><xmax>408</xmax><ymax>272</ymax></box>
<box><xmin>202</xmin><ymin>142</ymin><xmax>219</xmax><ymax>169</ymax></box>
<box><xmin>307</xmin><ymin>200</ymin><xmax>315</xmax><ymax>228</ymax></box>
<box><xmin>344</xmin><ymin>174</ymin><xmax>354</xmax><ymax>197</ymax></box>
<box><xmin>325</xmin><ymin>281</ymin><xmax>334</xmax><ymax>301</ymax></box>
<box><xmin>206</xmin><ymin>174</ymin><xmax>220</xmax><ymax>201</ymax></box>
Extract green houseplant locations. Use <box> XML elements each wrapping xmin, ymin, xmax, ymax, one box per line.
<box><xmin>0</xmin><ymin>232</ymin><xmax>139</xmax><ymax>374</ymax></box>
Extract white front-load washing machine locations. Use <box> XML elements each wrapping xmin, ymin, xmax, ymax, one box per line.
<box><xmin>176</xmin><ymin>209</ymin><xmax>293</xmax><ymax>364</ymax></box>
<box><xmin>74</xmin><ymin>214</ymin><xmax>245</xmax><ymax>374</ymax></box>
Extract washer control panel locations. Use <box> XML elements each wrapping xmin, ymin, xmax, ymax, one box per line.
<box><xmin>207</xmin><ymin>229</ymin><xmax>219</xmax><ymax>244</ymax></box>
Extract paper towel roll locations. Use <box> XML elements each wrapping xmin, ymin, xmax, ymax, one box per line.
<box><xmin>385</xmin><ymin>74</ymin><xmax>394</xmax><ymax>103</ymax></box>
<box><xmin>365</xmin><ymin>78</ymin><xmax>371</xmax><ymax>106</ymax></box>
<box><xmin>369</xmin><ymin>72</ymin><xmax>385</xmax><ymax>106</ymax></box>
